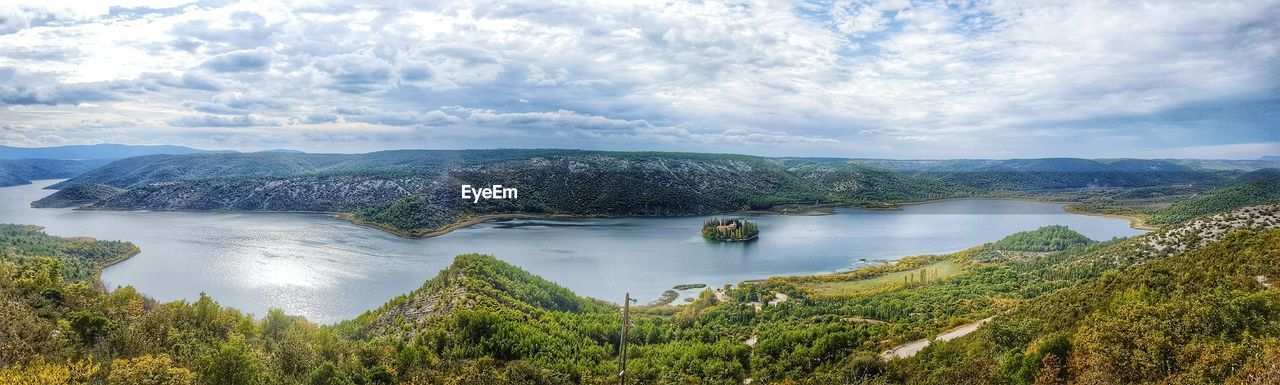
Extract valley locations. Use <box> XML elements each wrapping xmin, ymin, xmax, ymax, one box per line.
<box><xmin>1</xmin><ymin>180</ymin><xmax>1143</xmax><ymax>323</ymax></box>
<box><xmin>2</xmin><ymin>150</ymin><xmax>1277</xmax><ymax>384</ymax></box>
<box><xmin>3</xmin><ymin>198</ymin><xmax>1277</xmax><ymax>384</ymax></box>
<box><xmin>40</xmin><ymin>151</ymin><xmax>1273</xmax><ymax>238</ymax></box>
<box><xmin>4</xmin><ymin>3</ymin><xmax>1277</xmax><ymax>382</ymax></box>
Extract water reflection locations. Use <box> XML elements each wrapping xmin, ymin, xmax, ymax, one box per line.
<box><xmin>1</xmin><ymin>180</ymin><xmax>1146</xmax><ymax>323</ymax></box>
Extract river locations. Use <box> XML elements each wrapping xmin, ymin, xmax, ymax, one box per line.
<box><xmin>0</xmin><ymin>180</ymin><xmax>1146</xmax><ymax>323</ymax></box>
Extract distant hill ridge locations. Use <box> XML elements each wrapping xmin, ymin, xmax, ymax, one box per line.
<box><xmin>0</xmin><ymin>143</ymin><xmax>228</xmax><ymax>160</ymax></box>
<box><xmin>41</xmin><ymin>149</ymin><xmax>1262</xmax><ymax>235</ymax></box>
<box><xmin>0</xmin><ymin>159</ymin><xmax>103</xmax><ymax>187</ymax></box>
<box><xmin>0</xmin><ymin>144</ymin><xmax>230</xmax><ymax>187</ymax></box>
<box><xmin>1147</xmin><ymin>171</ymin><xmax>1280</xmax><ymax>225</ymax></box>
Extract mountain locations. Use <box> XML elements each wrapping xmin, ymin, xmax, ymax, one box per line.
<box><xmin>49</xmin><ymin>150</ymin><xmax>838</xmax><ymax>235</ymax></box>
<box><xmin>0</xmin><ymin>144</ymin><xmax>229</xmax><ymax>160</ymax></box>
<box><xmin>50</xmin><ymin>149</ymin><xmax>594</xmax><ymax>189</ymax></box>
<box><xmin>30</xmin><ymin>183</ymin><xmax>124</xmax><ymax>208</ymax></box>
<box><xmin>781</xmin><ymin>161</ymin><xmax>970</xmax><ymax>202</ymax></box>
<box><xmin>1169</xmin><ymin>158</ymin><xmax>1280</xmax><ymax>171</ymax></box>
<box><xmin>0</xmin><ymin>144</ymin><xmax>231</xmax><ymax>186</ymax></box>
<box><xmin>1148</xmin><ymin>168</ymin><xmax>1280</xmax><ymax>225</ymax></box>
<box><xmin>846</xmin><ymin>158</ymin><xmax>1227</xmax><ymax>190</ymax></box>
<box><xmin>46</xmin><ymin>150</ymin><xmax>1256</xmax><ymax>236</ymax></box>
<box><xmin>0</xmin><ymin>159</ymin><xmax>104</xmax><ymax>187</ymax></box>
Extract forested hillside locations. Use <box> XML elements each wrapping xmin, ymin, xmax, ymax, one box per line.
<box><xmin>0</xmin><ymin>159</ymin><xmax>102</xmax><ymax>187</ymax></box>
<box><xmin>0</xmin><ymin>224</ymin><xmax>137</xmax><ymax>282</ymax></box>
<box><xmin>43</xmin><ymin>151</ymin><xmax>860</xmax><ymax>235</ymax></box>
<box><xmin>30</xmin><ymin>183</ymin><xmax>124</xmax><ymax>208</ymax></box>
<box><xmin>846</xmin><ymin>158</ymin><xmax>1232</xmax><ymax>190</ymax></box>
<box><xmin>0</xmin><ymin>144</ymin><xmax>224</xmax><ymax>160</ymax></box>
<box><xmin>990</xmin><ymin>225</ymin><xmax>1095</xmax><ymax>252</ymax></box>
<box><xmin>894</xmin><ymin>227</ymin><xmax>1280</xmax><ymax>384</ymax></box>
<box><xmin>3</xmin><ymin>204</ymin><xmax>1276</xmax><ymax>384</ymax></box>
<box><xmin>42</xmin><ymin>151</ymin><xmax>1254</xmax><ymax>236</ymax></box>
<box><xmin>782</xmin><ymin>161</ymin><xmax>970</xmax><ymax>202</ymax></box>
<box><xmin>1148</xmin><ymin>169</ymin><xmax>1280</xmax><ymax>225</ymax></box>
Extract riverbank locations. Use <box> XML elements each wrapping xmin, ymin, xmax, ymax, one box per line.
<box><xmin>70</xmin><ymin>195</ymin><xmax>1158</xmax><ymax>242</ymax></box>
<box><xmin>93</xmin><ymin>245</ymin><xmax>141</xmax><ymax>291</ymax></box>
<box><xmin>894</xmin><ymin>195</ymin><xmax>1160</xmax><ymax>232</ymax></box>
<box><xmin>71</xmin><ymin>196</ymin><xmax>1158</xmax><ymax>242</ymax></box>
<box><xmin>1062</xmin><ymin>205</ymin><xmax>1161</xmax><ymax>231</ymax></box>
<box><xmin>71</xmin><ymin>204</ymin><xmax>556</xmax><ymax>239</ymax></box>
<box><xmin>337</xmin><ymin>212</ymin><xmax>606</xmax><ymax>238</ymax></box>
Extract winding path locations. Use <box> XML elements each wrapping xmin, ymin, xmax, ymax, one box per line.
<box><xmin>879</xmin><ymin>316</ymin><xmax>995</xmax><ymax>361</ymax></box>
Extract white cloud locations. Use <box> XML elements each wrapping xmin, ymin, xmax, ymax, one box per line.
<box><xmin>167</xmin><ymin>114</ymin><xmax>280</xmax><ymax>127</ymax></box>
<box><xmin>0</xmin><ymin>0</ymin><xmax>1275</xmax><ymax>157</ymax></box>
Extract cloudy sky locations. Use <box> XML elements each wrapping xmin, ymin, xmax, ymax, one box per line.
<box><xmin>1</xmin><ymin>0</ymin><xmax>1277</xmax><ymax>158</ymax></box>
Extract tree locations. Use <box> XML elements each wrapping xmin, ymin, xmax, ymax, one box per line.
<box><xmin>108</xmin><ymin>354</ymin><xmax>195</xmax><ymax>385</ymax></box>
<box><xmin>69</xmin><ymin>311</ymin><xmax>108</xmax><ymax>345</ymax></box>
<box><xmin>0</xmin><ymin>360</ymin><xmax>98</xmax><ymax>384</ymax></box>
<box><xmin>1033</xmin><ymin>353</ymin><xmax>1066</xmax><ymax>385</ymax></box>
<box><xmin>198</xmin><ymin>333</ymin><xmax>266</xmax><ymax>385</ymax></box>
<box><xmin>307</xmin><ymin>362</ymin><xmax>355</xmax><ymax>385</ymax></box>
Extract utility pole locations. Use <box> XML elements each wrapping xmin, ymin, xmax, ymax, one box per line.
<box><xmin>618</xmin><ymin>292</ymin><xmax>631</xmax><ymax>385</ymax></box>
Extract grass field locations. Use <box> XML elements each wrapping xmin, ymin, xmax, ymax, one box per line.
<box><xmin>806</xmin><ymin>260</ymin><xmax>965</xmax><ymax>296</ymax></box>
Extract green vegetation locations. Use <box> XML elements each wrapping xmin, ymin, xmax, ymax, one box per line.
<box><xmin>849</xmin><ymin>158</ymin><xmax>1233</xmax><ymax>190</ymax></box>
<box><xmin>990</xmin><ymin>225</ymin><xmax>1095</xmax><ymax>252</ymax></box>
<box><xmin>0</xmin><ymin>224</ymin><xmax>137</xmax><ymax>282</ymax></box>
<box><xmin>2</xmin><ymin>202</ymin><xmax>1279</xmax><ymax>383</ymax></box>
<box><xmin>701</xmin><ymin>218</ymin><xmax>759</xmax><ymax>241</ymax></box>
<box><xmin>893</xmin><ymin>228</ymin><xmax>1280</xmax><ymax>384</ymax></box>
<box><xmin>804</xmin><ymin>260</ymin><xmax>965</xmax><ymax>297</ymax></box>
<box><xmin>0</xmin><ymin>159</ymin><xmax>100</xmax><ymax>187</ymax></box>
<box><xmin>782</xmin><ymin>161</ymin><xmax>970</xmax><ymax>202</ymax></box>
<box><xmin>1149</xmin><ymin>169</ymin><xmax>1280</xmax><ymax>225</ymax></box>
<box><xmin>48</xmin><ymin>151</ymin><xmax>1253</xmax><ymax>236</ymax></box>
<box><xmin>10</xmin><ymin>147</ymin><xmax>1280</xmax><ymax>383</ymax></box>
<box><xmin>31</xmin><ymin>183</ymin><xmax>124</xmax><ymax>208</ymax></box>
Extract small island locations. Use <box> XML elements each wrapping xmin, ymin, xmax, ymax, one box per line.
<box><xmin>701</xmin><ymin>217</ymin><xmax>759</xmax><ymax>242</ymax></box>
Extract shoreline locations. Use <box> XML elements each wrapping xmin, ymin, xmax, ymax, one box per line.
<box><xmin>337</xmin><ymin>212</ymin><xmax>601</xmax><ymax>238</ymax></box>
<box><xmin>1061</xmin><ymin>205</ymin><xmax>1160</xmax><ymax>231</ymax></box>
<box><xmin>891</xmin><ymin>195</ymin><xmax>1160</xmax><ymax>232</ymax></box>
<box><xmin>64</xmin><ymin>195</ymin><xmax>1158</xmax><ymax>240</ymax></box>
<box><xmin>94</xmin><ymin>246</ymin><xmax>141</xmax><ymax>289</ymax></box>
<box><xmin>31</xmin><ymin>179</ymin><xmax>1156</xmax><ymax>239</ymax></box>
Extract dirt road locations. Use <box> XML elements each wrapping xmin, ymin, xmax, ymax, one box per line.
<box><xmin>879</xmin><ymin>316</ymin><xmax>995</xmax><ymax>360</ymax></box>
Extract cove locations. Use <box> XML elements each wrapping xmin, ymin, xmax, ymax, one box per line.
<box><xmin>1</xmin><ymin>180</ymin><xmax>1147</xmax><ymax>323</ymax></box>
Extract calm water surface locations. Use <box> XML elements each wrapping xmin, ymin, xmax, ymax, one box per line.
<box><xmin>1</xmin><ymin>180</ymin><xmax>1146</xmax><ymax>323</ymax></box>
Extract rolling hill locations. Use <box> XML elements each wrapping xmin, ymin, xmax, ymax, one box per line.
<box><xmin>3</xmin><ymin>197</ymin><xmax>1278</xmax><ymax>383</ymax></box>
<box><xmin>1148</xmin><ymin>168</ymin><xmax>1280</xmax><ymax>225</ymax></box>
<box><xmin>0</xmin><ymin>159</ymin><xmax>104</xmax><ymax>187</ymax></box>
<box><xmin>846</xmin><ymin>158</ymin><xmax>1230</xmax><ymax>190</ymax></box>
<box><xmin>0</xmin><ymin>144</ymin><xmax>227</xmax><ymax>160</ymax></box>
<box><xmin>44</xmin><ymin>150</ymin><xmax>842</xmax><ymax>235</ymax></box>
<box><xmin>41</xmin><ymin>150</ymin><xmax>1260</xmax><ymax>236</ymax></box>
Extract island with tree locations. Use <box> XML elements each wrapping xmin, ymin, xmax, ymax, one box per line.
<box><xmin>701</xmin><ymin>217</ymin><xmax>759</xmax><ymax>242</ymax></box>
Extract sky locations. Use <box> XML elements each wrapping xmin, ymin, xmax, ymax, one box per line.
<box><xmin>0</xmin><ymin>0</ymin><xmax>1277</xmax><ymax>159</ymax></box>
